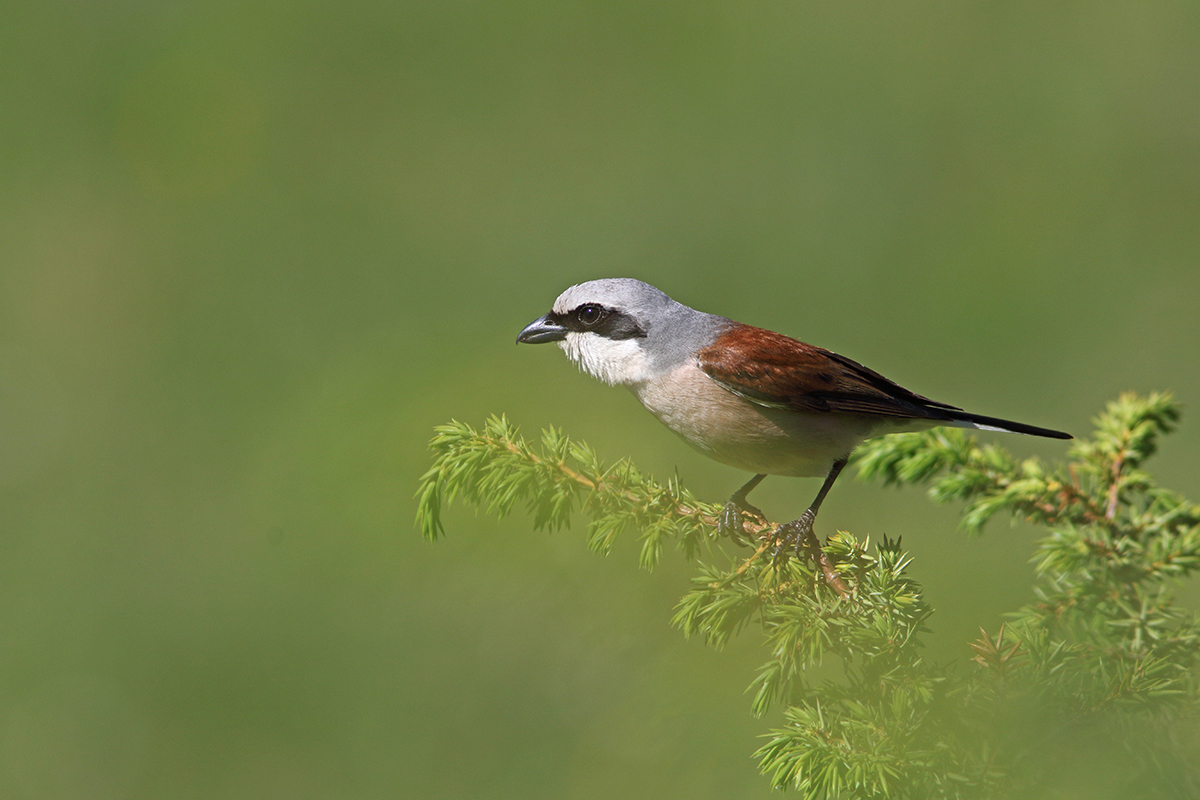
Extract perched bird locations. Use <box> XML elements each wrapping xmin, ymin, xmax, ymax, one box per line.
<box><xmin>516</xmin><ymin>278</ymin><xmax>1070</xmax><ymax>586</ymax></box>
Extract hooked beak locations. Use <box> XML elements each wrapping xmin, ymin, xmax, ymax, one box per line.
<box><xmin>516</xmin><ymin>314</ymin><xmax>568</xmax><ymax>344</ymax></box>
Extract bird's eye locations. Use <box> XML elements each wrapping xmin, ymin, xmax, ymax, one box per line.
<box><xmin>577</xmin><ymin>305</ymin><xmax>605</xmax><ymax>325</ymax></box>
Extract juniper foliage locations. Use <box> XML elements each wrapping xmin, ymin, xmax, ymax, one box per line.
<box><xmin>417</xmin><ymin>393</ymin><xmax>1200</xmax><ymax>798</ymax></box>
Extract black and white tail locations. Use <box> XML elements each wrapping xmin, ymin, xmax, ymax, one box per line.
<box><xmin>949</xmin><ymin>411</ymin><xmax>1071</xmax><ymax>440</ymax></box>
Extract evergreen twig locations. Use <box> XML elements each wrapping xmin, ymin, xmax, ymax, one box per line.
<box><xmin>418</xmin><ymin>393</ymin><xmax>1200</xmax><ymax>797</ymax></box>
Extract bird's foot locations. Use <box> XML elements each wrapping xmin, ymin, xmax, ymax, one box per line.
<box><xmin>772</xmin><ymin>510</ymin><xmax>848</xmax><ymax>597</ymax></box>
<box><xmin>771</xmin><ymin>509</ymin><xmax>816</xmax><ymax>557</ymax></box>
<box><xmin>717</xmin><ymin>499</ymin><xmax>766</xmax><ymax>542</ymax></box>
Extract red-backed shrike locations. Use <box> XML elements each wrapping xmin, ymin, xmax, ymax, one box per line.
<box><xmin>517</xmin><ymin>278</ymin><xmax>1070</xmax><ymax>583</ymax></box>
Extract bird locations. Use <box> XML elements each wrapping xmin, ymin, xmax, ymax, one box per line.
<box><xmin>516</xmin><ymin>278</ymin><xmax>1070</xmax><ymax>588</ymax></box>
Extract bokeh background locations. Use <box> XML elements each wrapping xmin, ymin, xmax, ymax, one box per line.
<box><xmin>2</xmin><ymin>2</ymin><xmax>1199</xmax><ymax>798</ymax></box>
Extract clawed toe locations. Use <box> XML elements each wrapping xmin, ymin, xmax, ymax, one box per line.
<box><xmin>717</xmin><ymin>502</ymin><xmax>744</xmax><ymax>538</ymax></box>
<box><xmin>718</xmin><ymin>499</ymin><xmax>766</xmax><ymax>542</ymax></box>
<box><xmin>719</xmin><ymin>474</ymin><xmax>767</xmax><ymax>542</ymax></box>
<box><xmin>770</xmin><ymin>510</ymin><xmax>848</xmax><ymax>595</ymax></box>
<box><xmin>770</xmin><ymin>512</ymin><xmax>815</xmax><ymax>557</ymax></box>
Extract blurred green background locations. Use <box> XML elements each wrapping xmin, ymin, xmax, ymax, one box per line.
<box><xmin>2</xmin><ymin>2</ymin><xmax>1198</xmax><ymax>797</ymax></box>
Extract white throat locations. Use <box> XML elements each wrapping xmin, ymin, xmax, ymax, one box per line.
<box><xmin>558</xmin><ymin>332</ymin><xmax>650</xmax><ymax>386</ymax></box>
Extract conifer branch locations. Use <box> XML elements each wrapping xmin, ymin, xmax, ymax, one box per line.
<box><xmin>417</xmin><ymin>393</ymin><xmax>1200</xmax><ymax>796</ymax></box>
<box><xmin>417</xmin><ymin>414</ymin><xmax>761</xmax><ymax>566</ymax></box>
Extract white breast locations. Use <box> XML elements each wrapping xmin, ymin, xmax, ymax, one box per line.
<box><xmin>558</xmin><ymin>332</ymin><xmax>651</xmax><ymax>386</ymax></box>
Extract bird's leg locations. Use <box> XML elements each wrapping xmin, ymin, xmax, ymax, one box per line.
<box><xmin>774</xmin><ymin>458</ymin><xmax>849</xmax><ymax>596</ymax></box>
<box><xmin>717</xmin><ymin>474</ymin><xmax>767</xmax><ymax>540</ymax></box>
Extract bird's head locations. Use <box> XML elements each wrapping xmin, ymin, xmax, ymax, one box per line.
<box><xmin>517</xmin><ymin>278</ymin><xmax>721</xmax><ymax>386</ymax></box>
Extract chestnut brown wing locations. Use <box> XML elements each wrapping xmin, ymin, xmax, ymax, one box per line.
<box><xmin>697</xmin><ymin>324</ymin><xmax>962</xmax><ymax>420</ymax></box>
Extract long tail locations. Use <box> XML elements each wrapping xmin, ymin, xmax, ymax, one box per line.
<box><xmin>948</xmin><ymin>410</ymin><xmax>1072</xmax><ymax>440</ymax></box>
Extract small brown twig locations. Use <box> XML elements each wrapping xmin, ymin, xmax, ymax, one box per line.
<box><xmin>1105</xmin><ymin>454</ymin><xmax>1125</xmax><ymax>521</ymax></box>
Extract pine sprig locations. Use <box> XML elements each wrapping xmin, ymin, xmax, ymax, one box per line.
<box><xmin>417</xmin><ymin>414</ymin><xmax>735</xmax><ymax>566</ymax></box>
<box><xmin>419</xmin><ymin>394</ymin><xmax>1200</xmax><ymax>796</ymax></box>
